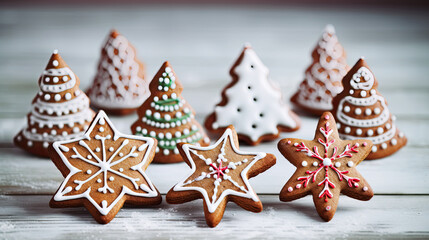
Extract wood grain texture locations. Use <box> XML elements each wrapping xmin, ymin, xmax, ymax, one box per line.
<box><xmin>0</xmin><ymin>4</ymin><xmax>428</xmax><ymax>238</ymax></box>
<box><xmin>0</xmin><ymin>195</ymin><xmax>428</xmax><ymax>239</ymax></box>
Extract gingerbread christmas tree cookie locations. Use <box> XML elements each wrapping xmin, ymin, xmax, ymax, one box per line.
<box><xmin>332</xmin><ymin>58</ymin><xmax>407</xmax><ymax>159</ymax></box>
<box><xmin>87</xmin><ymin>29</ymin><xmax>148</xmax><ymax>115</ymax></box>
<box><xmin>49</xmin><ymin>110</ymin><xmax>161</xmax><ymax>224</ymax></box>
<box><xmin>278</xmin><ymin>112</ymin><xmax>373</xmax><ymax>221</ymax></box>
<box><xmin>14</xmin><ymin>50</ymin><xmax>95</xmax><ymax>157</ymax></box>
<box><xmin>291</xmin><ymin>25</ymin><xmax>349</xmax><ymax>115</ymax></box>
<box><xmin>205</xmin><ymin>44</ymin><xmax>300</xmax><ymax>145</ymax></box>
<box><xmin>131</xmin><ymin>61</ymin><xmax>210</xmax><ymax>163</ymax></box>
<box><xmin>167</xmin><ymin>125</ymin><xmax>276</xmax><ymax>227</ymax></box>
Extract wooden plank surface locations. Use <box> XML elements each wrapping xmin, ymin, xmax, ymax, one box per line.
<box><xmin>0</xmin><ymin>195</ymin><xmax>428</xmax><ymax>239</ymax></box>
<box><xmin>0</xmin><ymin>4</ymin><xmax>428</xmax><ymax>239</ymax></box>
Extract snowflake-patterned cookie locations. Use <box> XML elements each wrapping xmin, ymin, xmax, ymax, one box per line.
<box><xmin>166</xmin><ymin>125</ymin><xmax>276</xmax><ymax>227</ymax></box>
<box><xmin>278</xmin><ymin>112</ymin><xmax>374</xmax><ymax>221</ymax></box>
<box><xmin>49</xmin><ymin>110</ymin><xmax>161</xmax><ymax>224</ymax></box>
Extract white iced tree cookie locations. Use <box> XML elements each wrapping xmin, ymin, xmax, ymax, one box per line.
<box><xmin>332</xmin><ymin>58</ymin><xmax>407</xmax><ymax>160</ymax></box>
<box><xmin>205</xmin><ymin>44</ymin><xmax>300</xmax><ymax>145</ymax></box>
<box><xmin>14</xmin><ymin>50</ymin><xmax>95</xmax><ymax>157</ymax></box>
<box><xmin>87</xmin><ymin>29</ymin><xmax>148</xmax><ymax>115</ymax></box>
<box><xmin>291</xmin><ymin>25</ymin><xmax>349</xmax><ymax>115</ymax></box>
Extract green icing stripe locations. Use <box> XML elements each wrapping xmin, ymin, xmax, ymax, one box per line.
<box><xmin>154</xmin><ymin>98</ymin><xmax>180</xmax><ymax>106</ymax></box>
<box><xmin>135</xmin><ymin>129</ymin><xmax>202</xmax><ymax>150</ymax></box>
<box><xmin>145</xmin><ymin>112</ymin><xmax>191</xmax><ymax>123</ymax></box>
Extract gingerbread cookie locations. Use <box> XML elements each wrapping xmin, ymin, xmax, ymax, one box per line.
<box><xmin>332</xmin><ymin>58</ymin><xmax>407</xmax><ymax>159</ymax></box>
<box><xmin>49</xmin><ymin>110</ymin><xmax>161</xmax><ymax>224</ymax></box>
<box><xmin>278</xmin><ymin>112</ymin><xmax>373</xmax><ymax>221</ymax></box>
<box><xmin>131</xmin><ymin>61</ymin><xmax>210</xmax><ymax>163</ymax></box>
<box><xmin>14</xmin><ymin>50</ymin><xmax>95</xmax><ymax>157</ymax></box>
<box><xmin>291</xmin><ymin>25</ymin><xmax>349</xmax><ymax>115</ymax></box>
<box><xmin>87</xmin><ymin>29</ymin><xmax>148</xmax><ymax>115</ymax></box>
<box><xmin>167</xmin><ymin>125</ymin><xmax>276</xmax><ymax>227</ymax></box>
<box><xmin>205</xmin><ymin>44</ymin><xmax>300</xmax><ymax>145</ymax></box>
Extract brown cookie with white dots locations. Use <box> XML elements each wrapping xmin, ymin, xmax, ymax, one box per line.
<box><xmin>332</xmin><ymin>58</ymin><xmax>407</xmax><ymax>159</ymax></box>
<box><xmin>278</xmin><ymin>112</ymin><xmax>373</xmax><ymax>221</ymax></box>
<box><xmin>14</xmin><ymin>50</ymin><xmax>94</xmax><ymax>157</ymax></box>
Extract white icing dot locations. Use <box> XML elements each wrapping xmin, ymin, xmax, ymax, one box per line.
<box><xmin>150</xmin><ymin>131</ymin><xmax>156</xmax><ymax>137</ymax></box>
<box><xmin>158</xmin><ymin>86</ymin><xmax>163</xmax><ymax>91</ymax></box>
<box><xmin>109</xmin><ymin>176</ymin><xmax>114</xmax><ymax>181</ymax></box>
<box><xmin>27</xmin><ymin>141</ymin><xmax>33</xmax><ymax>147</ymax></box>
<box><xmin>52</xmin><ymin>60</ymin><xmax>59</xmax><ymax>66</ymax></box>
<box><xmin>370</xmin><ymin>89</ymin><xmax>376</xmax><ymax>95</ymax></box>
<box><xmin>399</xmin><ymin>132</ymin><xmax>404</xmax><ymax>138</ymax></box>
<box><xmin>325</xmin><ymin>206</ymin><xmax>331</xmax><ymax>211</ymax></box>
<box><xmin>63</xmin><ymin>76</ymin><xmax>68</xmax><ymax>81</ymax></box>
<box><xmin>349</xmin><ymin>90</ymin><xmax>354</xmax><ymax>95</ymax></box>
<box><xmin>162</xmin><ymin>94</ymin><xmax>168</xmax><ymax>100</ymax></box>
<box><xmin>44</xmin><ymin>94</ymin><xmax>51</xmax><ymax>101</ymax></box>
<box><xmin>367</xmin><ymin>129</ymin><xmax>374</xmax><ymax>136</ymax></box>
<box><xmin>336</xmin><ymin>123</ymin><xmax>341</xmax><ymax>129</ymax></box>
<box><xmin>344</xmin><ymin>127</ymin><xmax>351</xmax><ymax>134</ymax></box>
<box><xmin>355</xmin><ymin>108</ymin><xmax>362</xmax><ymax>115</ymax></box>
<box><xmin>97</xmin><ymin>179</ymin><xmax>102</xmax><ymax>183</ymax></box>
<box><xmin>164</xmin><ymin>114</ymin><xmax>171</xmax><ymax>121</ymax></box>
<box><xmin>344</xmin><ymin>106</ymin><xmax>350</xmax><ymax>113</ymax></box>
<box><xmin>335</xmin><ymin>162</ymin><xmax>341</xmax><ymax>168</ymax></box>
<box><xmin>43</xmin><ymin>142</ymin><xmax>49</xmax><ymax>148</ymax></box>
<box><xmin>163</xmin><ymin>149</ymin><xmax>169</xmax><ymax>155</ymax></box>
<box><xmin>374</xmin><ymin>108</ymin><xmax>381</xmax><ymax>115</ymax></box>
<box><xmin>65</xmin><ymin>93</ymin><xmax>72</xmax><ymax>100</ymax></box>
<box><xmin>154</xmin><ymin>112</ymin><xmax>161</xmax><ymax>119</ymax></box>
<box><xmin>288</xmin><ymin>187</ymin><xmax>293</xmax><ymax>192</ymax></box>
<box><xmin>86</xmin><ymin>170</ymin><xmax>92</xmax><ymax>174</ymax></box>
<box><xmin>381</xmin><ymin>143</ymin><xmax>388</xmax><ymax>149</ymax></box>
<box><xmin>166</xmin><ymin>132</ymin><xmax>172</xmax><ymax>139</ymax></box>
<box><xmin>313</xmin><ymin>162</ymin><xmax>318</xmax><ymax>167</ymax></box>
<box><xmin>73</xmin><ymin>127</ymin><xmax>80</xmax><ymax>133</ymax></box>
<box><xmin>87</xmin><ymin>155</ymin><xmax>92</xmax><ymax>159</ymax></box>
<box><xmin>119</xmin><ymin>152</ymin><xmax>124</xmax><ymax>157</ymax></box>
<box><xmin>391</xmin><ymin>139</ymin><xmax>397</xmax><ymax>145</ymax></box>
<box><xmin>95</xmin><ymin>147</ymin><xmax>100</xmax><ymax>152</ymax></box>
<box><xmin>99</xmin><ymin>127</ymin><xmax>104</xmax><ymax>132</ymax></box>
<box><xmin>54</xmin><ymin>94</ymin><xmax>61</xmax><ymax>101</ymax></box>
<box><xmin>75</xmin><ymin>90</ymin><xmax>81</xmax><ymax>96</ymax></box>
<box><xmin>372</xmin><ymin>146</ymin><xmax>377</xmax><ymax>152</ymax></box>
<box><xmin>301</xmin><ymin>161</ymin><xmax>308</xmax><ymax>167</ymax></box>
<box><xmin>119</xmin><ymin>168</ymin><xmax>124</xmax><ymax>172</ymax></box>
<box><xmin>109</xmin><ymin>147</ymin><xmax>114</xmax><ymax>152</ymax></box>
<box><xmin>363</xmin><ymin>186</ymin><xmax>369</xmax><ymax>191</ymax></box>
<box><xmin>356</xmin><ymin>129</ymin><xmax>362</xmax><ymax>135</ymax></box>
<box><xmin>386</xmin><ymin>123</ymin><xmax>391</xmax><ymax>130</ymax></box>
<box><xmin>51</xmin><ymin>130</ymin><xmax>57</xmax><ymax>135</ymax></box>
<box><xmin>360</xmin><ymin>91</ymin><xmax>367</xmax><ymax>97</ymax></box>
<box><xmin>98</xmin><ymin>118</ymin><xmax>105</xmax><ymax>125</ymax></box>
<box><xmin>377</xmin><ymin>127</ymin><xmax>384</xmax><ymax>134</ymax></box>
<box><xmin>146</xmin><ymin>110</ymin><xmax>152</xmax><ymax>116</ymax></box>
<box><xmin>347</xmin><ymin>161</ymin><xmax>354</xmax><ymax>167</ymax></box>
<box><xmin>53</xmin><ymin>77</ymin><xmax>59</xmax><ymax>83</ymax></box>
<box><xmin>365</xmin><ymin>108</ymin><xmax>372</xmax><ymax>116</ymax></box>
<box><xmin>45</xmin><ymin>77</ymin><xmax>50</xmax><ymax>82</ymax></box>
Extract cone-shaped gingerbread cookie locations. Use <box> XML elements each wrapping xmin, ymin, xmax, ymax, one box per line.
<box><xmin>291</xmin><ymin>25</ymin><xmax>349</xmax><ymax>115</ymax></box>
<box><xmin>205</xmin><ymin>44</ymin><xmax>300</xmax><ymax>145</ymax></box>
<box><xmin>332</xmin><ymin>58</ymin><xmax>407</xmax><ymax>159</ymax></box>
<box><xmin>278</xmin><ymin>112</ymin><xmax>374</xmax><ymax>221</ymax></box>
<box><xmin>87</xmin><ymin>29</ymin><xmax>148</xmax><ymax>115</ymax></box>
<box><xmin>14</xmin><ymin>50</ymin><xmax>95</xmax><ymax>157</ymax></box>
<box><xmin>131</xmin><ymin>61</ymin><xmax>210</xmax><ymax>163</ymax></box>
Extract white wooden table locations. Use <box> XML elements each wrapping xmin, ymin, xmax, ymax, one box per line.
<box><xmin>1</xmin><ymin>5</ymin><xmax>428</xmax><ymax>239</ymax></box>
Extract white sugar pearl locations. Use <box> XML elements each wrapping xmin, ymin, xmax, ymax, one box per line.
<box><xmin>360</xmin><ymin>91</ymin><xmax>367</xmax><ymax>97</ymax></box>
<box><xmin>356</xmin><ymin>129</ymin><xmax>362</xmax><ymax>135</ymax></box>
<box><xmin>355</xmin><ymin>108</ymin><xmax>362</xmax><ymax>115</ymax></box>
<box><xmin>374</xmin><ymin>108</ymin><xmax>381</xmax><ymax>114</ymax></box>
<box><xmin>301</xmin><ymin>161</ymin><xmax>308</xmax><ymax>167</ymax></box>
<box><xmin>365</xmin><ymin>108</ymin><xmax>372</xmax><ymax>116</ymax></box>
<box><xmin>345</xmin><ymin>127</ymin><xmax>351</xmax><ymax>133</ymax></box>
<box><xmin>344</xmin><ymin>106</ymin><xmax>350</xmax><ymax>112</ymax></box>
<box><xmin>349</xmin><ymin>90</ymin><xmax>354</xmax><ymax>95</ymax></box>
<box><xmin>377</xmin><ymin>127</ymin><xmax>384</xmax><ymax>134</ymax></box>
<box><xmin>53</xmin><ymin>77</ymin><xmax>59</xmax><ymax>83</ymax></box>
<box><xmin>381</xmin><ymin>143</ymin><xmax>388</xmax><ymax>149</ymax></box>
<box><xmin>54</xmin><ymin>94</ymin><xmax>61</xmax><ymax>101</ymax></box>
<box><xmin>65</xmin><ymin>93</ymin><xmax>72</xmax><ymax>100</ymax></box>
<box><xmin>335</xmin><ymin>162</ymin><xmax>341</xmax><ymax>168</ymax></box>
<box><xmin>44</xmin><ymin>94</ymin><xmax>51</xmax><ymax>101</ymax></box>
<box><xmin>367</xmin><ymin>129</ymin><xmax>374</xmax><ymax>136</ymax></box>
<box><xmin>52</xmin><ymin>60</ymin><xmax>59</xmax><ymax>66</ymax></box>
<box><xmin>347</xmin><ymin>161</ymin><xmax>353</xmax><ymax>167</ymax></box>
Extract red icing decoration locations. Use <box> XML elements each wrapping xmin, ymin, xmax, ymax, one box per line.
<box><xmin>210</xmin><ymin>161</ymin><xmax>228</xmax><ymax>179</ymax></box>
<box><xmin>294</xmin><ymin>120</ymin><xmax>362</xmax><ymax>202</ymax></box>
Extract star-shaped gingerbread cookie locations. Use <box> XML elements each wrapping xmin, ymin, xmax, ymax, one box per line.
<box><xmin>278</xmin><ymin>112</ymin><xmax>374</xmax><ymax>221</ymax></box>
<box><xmin>166</xmin><ymin>125</ymin><xmax>276</xmax><ymax>227</ymax></box>
<box><xmin>49</xmin><ymin>110</ymin><xmax>162</xmax><ymax>224</ymax></box>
